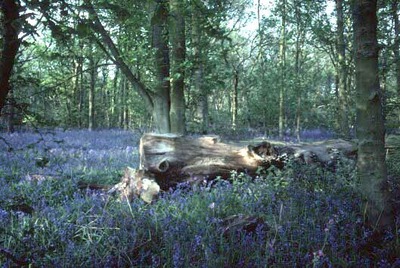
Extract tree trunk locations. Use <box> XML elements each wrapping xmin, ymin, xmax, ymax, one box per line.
<box><xmin>6</xmin><ymin>89</ymin><xmax>15</xmax><ymax>133</ymax></box>
<box><xmin>294</xmin><ymin>44</ymin><xmax>301</xmax><ymax>142</ymax></box>
<box><xmin>151</xmin><ymin>0</ymin><xmax>171</xmax><ymax>133</ymax></box>
<box><xmin>152</xmin><ymin>93</ymin><xmax>171</xmax><ymax>133</ymax></box>
<box><xmin>169</xmin><ymin>0</ymin><xmax>186</xmax><ymax>135</ymax></box>
<box><xmin>278</xmin><ymin>0</ymin><xmax>286</xmax><ymax>139</ymax></box>
<box><xmin>336</xmin><ymin>0</ymin><xmax>350</xmax><ymax>139</ymax></box>
<box><xmin>118</xmin><ymin>77</ymin><xmax>128</xmax><ymax>128</ymax></box>
<box><xmin>192</xmin><ymin>3</ymin><xmax>209</xmax><ymax>133</ymax></box>
<box><xmin>74</xmin><ymin>54</ymin><xmax>84</xmax><ymax>128</ymax></box>
<box><xmin>112</xmin><ymin>67</ymin><xmax>119</xmax><ymax>127</ymax></box>
<box><xmin>88</xmin><ymin>54</ymin><xmax>97</xmax><ymax>131</ymax></box>
<box><xmin>0</xmin><ymin>0</ymin><xmax>21</xmax><ymax>113</ymax></box>
<box><xmin>392</xmin><ymin>1</ymin><xmax>400</xmax><ymax>98</ymax></box>
<box><xmin>353</xmin><ymin>0</ymin><xmax>393</xmax><ymax>228</ymax></box>
<box><xmin>294</xmin><ymin>0</ymin><xmax>304</xmax><ymax>142</ymax></box>
<box><xmin>232</xmin><ymin>70</ymin><xmax>239</xmax><ymax>129</ymax></box>
<box><xmin>123</xmin><ymin>79</ymin><xmax>130</xmax><ymax>129</ymax></box>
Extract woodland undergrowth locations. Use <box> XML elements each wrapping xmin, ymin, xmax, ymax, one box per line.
<box><xmin>0</xmin><ymin>129</ymin><xmax>399</xmax><ymax>267</ymax></box>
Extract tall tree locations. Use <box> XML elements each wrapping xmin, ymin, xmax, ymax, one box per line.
<box><xmin>169</xmin><ymin>0</ymin><xmax>186</xmax><ymax>134</ymax></box>
<box><xmin>0</xmin><ymin>0</ymin><xmax>21</xmax><ymax>112</ymax></box>
<box><xmin>353</xmin><ymin>0</ymin><xmax>393</xmax><ymax>228</ymax></box>
<box><xmin>278</xmin><ymin>0</ymin><xmax>287</xmax><ymax>139</ymax></box>
<box><xmin>73</xmin><ymin>48</ymin><xmax>84</xmax><ymax>128</ymax></box>
<box><xmin>88</xmin><ymin>49</ymin><xmax>98</xmax><ymax>131</ymax></box>
<box><xmin>81</xmin><ymin>0</ymin><xmax>191</xmax><ymax>133</ymax></box>
<box><xmin>191</xmin><ymin>2</ymin><xmax>208</xmax><ymax>133</ymax></box>
<box><xmin>336</xmin><ymin>0</ymin><xmax>350</xmax><ymax>138</ymax></box>
<box><xmin>151</xmin><ymin>0</ymin><xmax>171</xmax><ymax>133</ymax></box>
<box><xmin>83</xmin><ymin>0</ymin><xmax>174</xmax><ymax>132</ymax></box>
<box><xmin>392</xmin><ymin>0</ymin><xmax>400</xmax><ymax>97</ymax></box>
<box><xmin>294</xmin><ymin>0</ymin><xmax>305</xmax><ymax>142</ymax></box>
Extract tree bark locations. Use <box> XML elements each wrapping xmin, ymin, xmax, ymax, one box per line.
<box><xmin>74</xmin><ymin>53</ymin><xmax>84</xmax><ymax>128</ymax></box>
<box><xmin>151</xmin><ymin>0</ymin><xmax>171</xmax><ymax>133</ymax></box>
<box><xmin>6</xmin><ymin>88</ymin><xmax>15</xmax><ymax>133</ymax></box>
<box><xmin>232</xmin><ymin>70</ymin><xmax>239</xmax><ymax>129</ymax></box>
<box><xmin>392</xmin><ymin>0</ymin><xmax>400</xmax><ymax>97</ymax></box>
<box><xmin>169</xmin><ymin>0</ymin><xmax>186</xmax><ymax>135</ymax></box>
<box><xmin>294</xmin><ymin>0</ymin><xmax>304</xmax><ymax>142</ymax></box>
<box><xmin>119</xmin><ymin>75</ymin><xmax>126</xmax><ymax>128</ymax></box>
<box><xmin>137</xmin><ymin>134</ymin><xmax>355</xmax><ymax>191</ymax></box>
<box><xmin>123</xmin><ymin>79</ymin><xmax>130</xmax><ymax>129</ymax></box>
<box><xmin>139</xmin><ymin>133</ymin><xmax>280</xmax><ymax>190</ymax></box>
<box><xmin>336</xmin><ymin>0</ymin><xmax>350</xmax><ymax>138</ymax></box>
<box><xmin>112</xmin><ymin>67</ymin><xmax>119</xmax><ymax>127</ymax></box>
<box><xmin>88</xmin><ymin>52</ymin><xmax>97</xmax><ymax>131</ymax></box>
<box><xmin>110</xmin><ymin>134</ymin><xmax>356</xmax><ymax>203</ymax></box>
<box><xmin>353</xmin><ymin>0</ymin><xmax>393</xmax><ymax>228</ymax></box>
<box><xmin>192</xmin><ymin>2</ymin><xmax>209</xmax><ymax>133</ymax></box>
<box><xmin>0</xmin><ymin>0</ymin><xmax>21</xmax><ymax>113</ymax></box>
<box><xmin>278</xmin><ymin>0</ymin><xmax>286</xmax><ymax>139</ymax></box>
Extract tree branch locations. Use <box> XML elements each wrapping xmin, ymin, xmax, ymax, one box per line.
<box><xmin>0</xmin><ymin>0</ymin><xmax>21</xmax><ymax>112</ymax></box>
<box><xmin>82</xmin><ymin>0</ymin><xmax>154</xmax><ymax>112</ymax></box>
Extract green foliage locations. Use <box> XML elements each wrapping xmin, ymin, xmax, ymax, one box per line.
<box><xmin>5</xmin><ymin>0</ymin><xmax>399</xmax><ymax>136</ymax></box>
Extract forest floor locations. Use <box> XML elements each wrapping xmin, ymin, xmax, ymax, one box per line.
<box><xmin>0</xmin><ymin>129</ymin><xmax>399</xmax><ymax>267</ymax></box>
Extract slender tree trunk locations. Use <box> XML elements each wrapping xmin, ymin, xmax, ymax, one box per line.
<box><xmin>88</xmin><ymin>55</ymin><xmax>97</xmax><ymax>131</ymax></box>
<box><xmin>336</xmin><ymin>0</ymin><xmax>350</xmax><ymax>138</ymax></box>
<box><xmin>151</xmin><ymin>0</ymin><xmax>171</xmax><ymax>133</ymax></box>
<box><xmin>196</xmin><ymin>68</ymin><xmax>208</xmax><ymax>133</ymax></box>
<box><xmin>79</xmin><ymin>59</ymin><xmax>84</xmax><ymax>128</ymax></box>
<box><xmin>123</xmin><ymin>78</ymin><xmax>129</xmax><ymax>129</ymax></box>
<box><xmin>6</xmin><ymin>89</ymin><xmax>14</xmax><ymax>133</ymax></box>
<box><xmin>294</xmin><ymin>0</ymin><xmax>304</xmax><ymax>142</ymax></box>
<box><xmin>257</xmin><ymin>0</ymin><xmax>265</xmax><ymax>69</ymax></box>
<box><xmin>112</xmin><ymin>67</ymin><xmax>119</xmax><ymax>127</ymax></box>
<box><xmin>353</xmin><ymin>0</ymin><xmax>393</xmax><ymax>228</ymax></box>
<box><xmin>169</xmin><ymin>0</ymin><xmax>186</xmax><ymax>134</ymax></box>
<box><xmin>232</xmin><ymin>70</ymin><xmax>239</xmax><ymax>129</ymax></box>
<box><xmin>278</xmin><ymin>0</ymin><xmax>286</xmax><ymax>139</ymax></box>
<box><xmin>119</xmin><ymin>75</ymin><xmax>126</xmax><ymax>128</ymax></box>
<box><xmin>119</xmin><ymin>76</ymin><xmax>123</xmax><ymax>128</ymax></box>
<box><xmin>191</xmin><ymin>2</ymin><xmax>209</xmax><ymax>134</ymax></box>
<box><xmin>295</xmin><ymin>35</ymin><xmax>302</xmax><ymax>142</ymax></box>
<box><xmin>257</xmin><ymin>0</ymin><xmax>268</xmax><ymax>134</ymax></box>
<box><xmin>392</xmin><ymin>1</ymin><xmax>400</xmax><ymax>97</ymax></box>
<box><xmin>104</xmin><ymin>76</ymin><xmax>111</xmax><ymax>128</ymax></box>
<box><xmin>74</xmin><ymin>55</ymin><xmax>84</xmax><ymax>127</ymax></box>
<box><xmin>0</xmin><ymin>0</ymin><xmax>21</xmax><ymax>113</ymax></box>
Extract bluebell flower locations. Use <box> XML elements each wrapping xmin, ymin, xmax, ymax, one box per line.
<box><xmin>173</xmin><ymin>242</ymin><xmax>183</xmax><ymax>268</ymax></box>
<box><xmin>0</xmin><ymin>208</ymin><xmax>9</xmax><ymax>222</ymax></box>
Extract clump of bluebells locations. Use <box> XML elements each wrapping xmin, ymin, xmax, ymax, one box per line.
<box><xmin>0</xmin><ymin>129</ymin><xmax>140</xmax><ymax>184</ymax></box>
<box><xmin>0</xmin><ymin>129</ymin><xmax>399</xmax><ymax>267</ymax></box>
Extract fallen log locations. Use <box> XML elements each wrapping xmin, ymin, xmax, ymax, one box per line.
<box><xmin>109</xmin><ymin>134</ymin><xmax>357</xmax><ymax>203</ymax></box>
<box><xmin>139</xmin><ymin>133</ymin><xmax>282</xmax><ymax>189</ymax></box>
